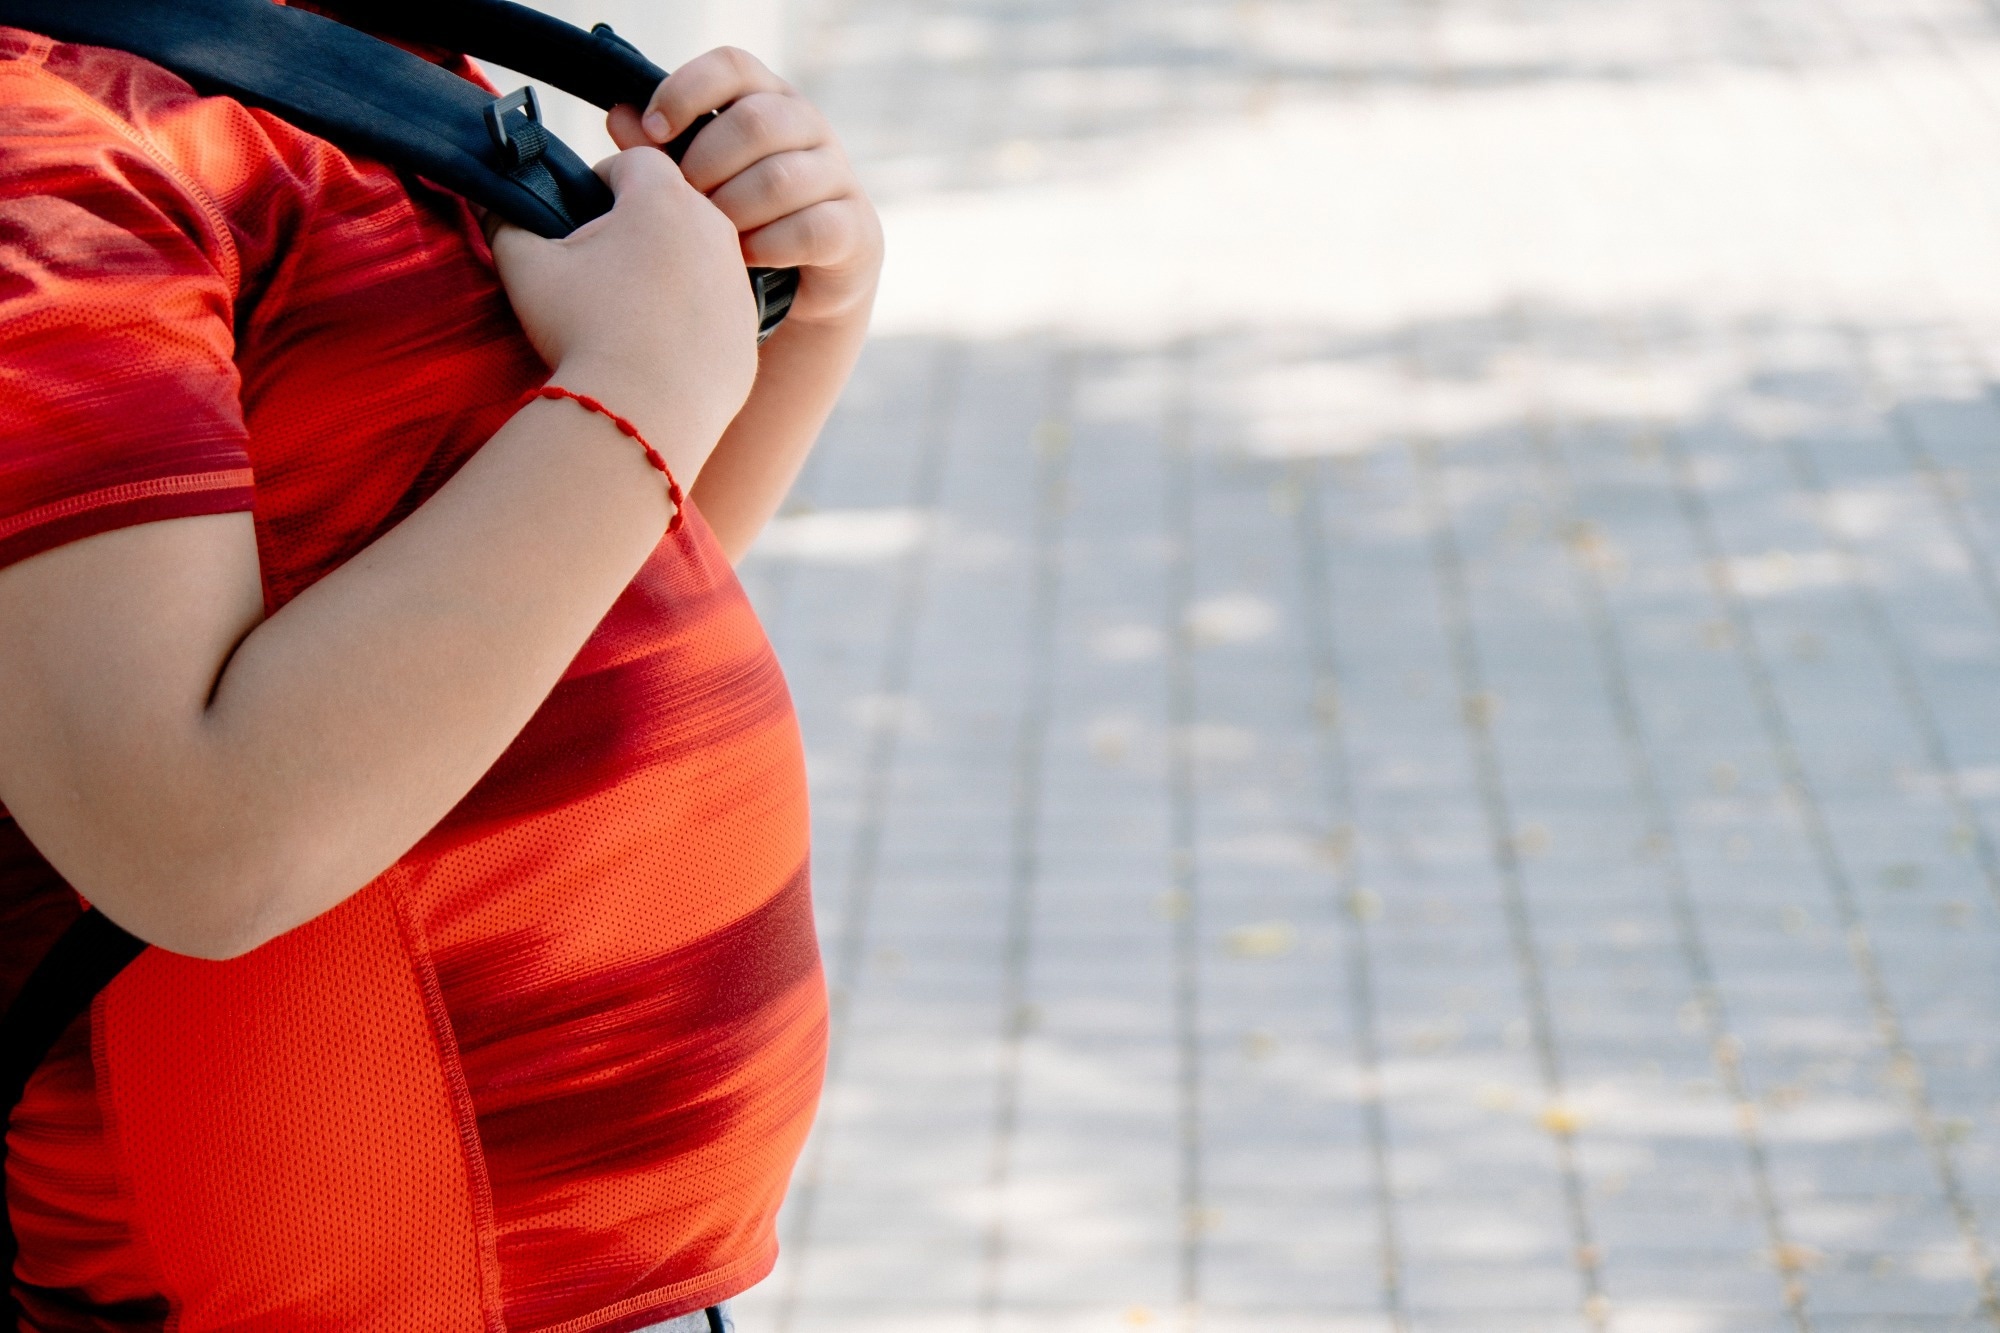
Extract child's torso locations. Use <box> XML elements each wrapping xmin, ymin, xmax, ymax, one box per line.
<box><xmin>0</xmin><ymin>30</ymin><xmax>826</xmax><ymax>1333</ymax></box>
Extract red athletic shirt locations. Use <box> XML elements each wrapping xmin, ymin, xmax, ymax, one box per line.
<box><xmin>0</xmin><ymin>24</ymin><xmax>826</xmax><ymax>1333</ymax></box>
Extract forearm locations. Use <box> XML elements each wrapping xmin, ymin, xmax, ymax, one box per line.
<box><xmin>0</xmin><ymin>148</ymin><xmax>763</xmax><ymax>960</ymax></box>
<box><xmin>2</xmin><ymin>392</ymin><xmax>677</xmax><ymax>958</ymax></box>
<box><xmin>202</xmin><ymin>392</ymin><xmax>677</xmax><ymax>922</ymax></box>
<box><xmin>690</xmin><ymin>307</ymin><xmax>872</xmax><ymax>561</ymax></box>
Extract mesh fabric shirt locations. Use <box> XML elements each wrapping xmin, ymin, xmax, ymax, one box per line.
<box><xmin>0</xmin><ymin>24</ymin><xmax>826</xmax><ymax>1333</ymax></box>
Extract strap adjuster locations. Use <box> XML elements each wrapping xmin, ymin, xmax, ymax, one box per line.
<box><xmin>485</xmin><ymin>85</ymin><xmax>549</xmax><ymax>171</ymax></box>
<box><xmin>484</xmin><ymin>85</ymin><xmax>573</xmax><ymax>227</ymax></box>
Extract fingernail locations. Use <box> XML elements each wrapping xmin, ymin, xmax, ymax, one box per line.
<box><xmin>643</xmin><ymin>110</ymin><xmax>671</xmax><ymax>139</ymax></box>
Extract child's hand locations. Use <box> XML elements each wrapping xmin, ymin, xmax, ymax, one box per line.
<box><xmin>489</xmin><ymin>146</ymin><xmax>759</xmax><ymax>463</ymax></box>
<box><xmin>608</xmin><ymin>49</ymin><xmax>884</xmax><ymax>329</ymax></box>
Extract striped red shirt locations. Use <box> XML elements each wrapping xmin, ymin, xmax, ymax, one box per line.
<box><xmin>0</xmin><ymin>22</ymin><xmax>825</xmax><ymax>1333</ymax></box>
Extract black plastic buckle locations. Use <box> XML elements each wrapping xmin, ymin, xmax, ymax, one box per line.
<box><xmin>485</xmin><ymin>86</ymin><xmax>547</xmax><ymax>170</ymax></box>
<box><xmin>589</xmin><ymin>22</ymin><xmax>645</xmax><ymax>59</ymax></box>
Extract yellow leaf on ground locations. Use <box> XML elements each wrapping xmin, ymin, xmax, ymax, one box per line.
<box><xmin>1540</xmin><ymin>1104</ymin><xmax>1584</xmax><ymax>1136</ymax></box>
<box><xmin>1225</xmin><ymin>920</ymin><xmax>1298</xmax><ymax>958</ymax></box>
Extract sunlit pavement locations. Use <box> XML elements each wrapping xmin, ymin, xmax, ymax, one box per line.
<box><xmin>520</xmin><ymin>2</ymin><xmax>2000</xmax><ymax>1328</ymax></box>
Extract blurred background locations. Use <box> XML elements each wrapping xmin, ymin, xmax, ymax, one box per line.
<box><xmin>513</xmin><ymin>2</ymin><xmax>2000</xmax><ymax>1329</ymax></box>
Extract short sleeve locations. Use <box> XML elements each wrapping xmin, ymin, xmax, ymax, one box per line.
<box><xmin>0</xmin><ymin>58</ymin><xmax>254</xmax><ymax>574</ymax></box>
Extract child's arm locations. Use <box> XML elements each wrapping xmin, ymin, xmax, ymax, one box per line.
<box><xmin>609</xmin><ymin>48</ymin><xmax>884</xmax><ymax>562</ymax></box>
<box><xmin>0</xmin><ymin>149</ymin><xmax>754</xmax><ymax>961</ymax></box>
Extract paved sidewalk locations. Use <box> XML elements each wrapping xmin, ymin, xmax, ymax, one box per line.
<box><xmin>534</xmin><ymin>0</ymin><xmax>2000</xmax><ymax>1328</ymax></box>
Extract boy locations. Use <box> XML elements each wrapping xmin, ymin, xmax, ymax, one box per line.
<box><xmin>0</xmin><ymin>6</ymin><xmax>880</xmax><ymax>1329</ymax></box>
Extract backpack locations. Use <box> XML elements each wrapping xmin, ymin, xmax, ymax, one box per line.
<box><xmin>0</xmin><ymin>1</ymin><xmax>795</xmax><ymax>1317</ymax></box>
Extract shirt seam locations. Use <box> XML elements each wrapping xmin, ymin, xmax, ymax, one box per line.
<box><xmin>87</xmin><ymin>984</ymin><xmax>185</xmax><ymax>1333</ymax></box>
<box><xmin>390</xmin><ymin>870</ymin><xmax>510</xmax><ymax>1333</ymax></box>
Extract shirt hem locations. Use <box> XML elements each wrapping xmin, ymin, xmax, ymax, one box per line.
<box><xmin>530</xmin><ymin>1244</ymin><xmax>778</xmax><ymax>1333</ymax></box>
<box><xmin>0</xmin><ymin>471</ymin><xmax>256</xmax><ymax>573</ymax></box>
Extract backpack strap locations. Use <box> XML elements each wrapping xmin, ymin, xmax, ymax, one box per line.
<box><xmin>331</xmin><ymin>0</ymin><xmax>670</xmax><ymax>115</ymax></box>
<box><xmin>1</xmin><ymin>908</ymin><xmax>146</xmax><ymax>1323</ymax></box>
<box><xmin>0</xmin><ymin>0</ymin><xmax>799</xmax><ymax>331</ymax></box>
<box><xmin>0</xmin><ymin>0</ymin><xmax>610</xmax><ymax>237</ymax></box>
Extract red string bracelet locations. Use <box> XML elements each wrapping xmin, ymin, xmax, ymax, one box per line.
<box><xmin>517</xmin><ymin>385</ymin><xmax>685</xmax><ymax>533</ymax></box>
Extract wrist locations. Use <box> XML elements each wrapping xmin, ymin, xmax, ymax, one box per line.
<box><xmin>518</xmin><ymin>385</ymin><xmax>685</xmax><ymax>530</ymax></box>
<box><xmin>546</xmin><ymin>357</ymin><xmax>732</xmax><ymax>479</ymax></box>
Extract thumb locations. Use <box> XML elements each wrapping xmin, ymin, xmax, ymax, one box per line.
<box><xmin>596</xmin><ymin>143</ymin><xmax>685</xmax><ymax>199</ymax></box>
<box><xmin>485</xmin><ymin>215</ymin><xmax>550</xmax><ymax>276</ymax></box>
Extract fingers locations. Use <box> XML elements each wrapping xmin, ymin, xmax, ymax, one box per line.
<box><xmin>599</xmin><ymin>46</ymin><xmax>882</xmax><ymax>323</ymax></box>
<box><xmin>704</xmin><ymin>146</ymin><xmax>852</xmax><ymax>233</ymax></box>
<box><xmin>677</xmin><ymin>92</ymin><xmax>827</xmax><ymax>194</ymax></box>
<box><xmin>606</xmin><ymin>103</ymin><xmax>650</xmax><ymax>152</ymax></box>
<box><xmin>642</xmin><ymin>47</ymin><xmax>790</xmax><ymax>141</ymax></box>
<box><xmin>739</xmin><ymin>198</ymin><xmax>870</xmax><ymax>272</ymax></box>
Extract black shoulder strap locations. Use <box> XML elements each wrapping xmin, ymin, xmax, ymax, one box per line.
<box><xmin>0</xmin><ymin>0</ymin><xmax>798</xmax><ymax>327</ymax></box>
<box><xmin>1</xmin><ymin>909</ymin><xmax>146</xmax><ymax>1322</ymax></box>
<box><xmin>332</xmin><ymin>0</ymin><xmax>671</xmax><ymax>114</ymax></box>
<box><xmin>0</xmin><ymin>0</ymin><xmax>608</xmax><ymax>237</ymax></box>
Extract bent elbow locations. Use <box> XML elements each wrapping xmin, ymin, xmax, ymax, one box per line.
<box><xmin>20</xmin><ymin>779</ymin><xmax>397</xmax><ymax>961</ymax></box>
<box><xmin>81</xmin><ymin>852</ymin><xmax>325</xmax><ymax>962</ymax></box>
<box><xmin>91</xmin><ymin>880</ymin><xmax>275</xmax><ymax>961</ymax></box>
<box><xmin>154</xmin><ymin>913</ymin><xmax>279</xmax><ymax>962</ymax></box>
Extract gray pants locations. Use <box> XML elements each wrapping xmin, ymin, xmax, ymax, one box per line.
<box><xmin>644</xmin><ymin>1307</ymin><xmax>733</xmax><ymax>1333</ymax></box>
